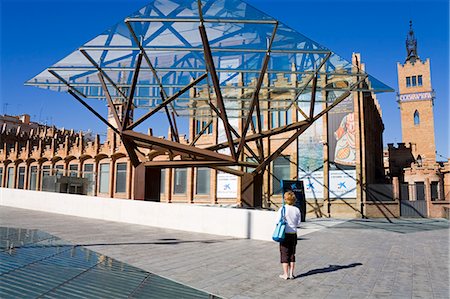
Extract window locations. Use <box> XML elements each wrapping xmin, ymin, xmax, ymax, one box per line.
<box><xmin>414</xmin><ymin>110</ymin><xmax>420</xmax><ymax>125</ymax></box>
<box><xmin>99</xmin><ymin>163</ymin><xmax>110</xmax><ymax>194</ymax></box>
<box><xmin>6</xmin><ymin>167</ymin><xmax>14</xmax><ymax>188</ymax></box>
<box><xmin>0</xmin><ymin>167</ymin><xmax>3</xmax><ymax>187</ymax></box>
<box><xmin>55</xmin><ymin>164</ymin><xmax>64</xmax><ymax>177</ymax></box>
<box><xmin>174</xmin><ymin>168</ymin><xmax>187</xmax><ymax>194</ymax></box>
<box><xmin>412</xmin><ymin>76</ymin><xmax>417</xmax><ymax>86</ymax></box>
<box><xmin>115</xmin><ymin>163</ymin><xmax>127</xmax><ymax>193</ymax></box>
<box><xmin>83</xmin><ymin>163</ymin><xmax>95</xmax><ymax>195</ymax></box>
<box><xmin>195</xmin><ymin>118</ymin><xmax>212</xmax><ymax>135</ymax></box>
<box><xmin>431</xmin><ymin>182</ymin><xmax>439</xmax><ymax>201</ymax></box>
<box><xmin>245</xmin><ymin>157</ymin><xmax>258</xmax><ymax>173</ymax></box>
<box><xmin>29</xmin><ymin>166</ymin><xmax>38</xmax><ymax>190</ymax></box>
<box><xmin>17</xmin><ymin>167</ymin><xmax>25</xmax><ymax>189</ymax></box>
<box><xmin>41</xmin><ymin>165</ymin><xmax>51</xmax><ymax>189</ymax></box>
<box><xmin>418</xmin><ymin>75</ymin><xmax>423</xmax><ymax>86</ymax></box>
<box><xmin>251</xmin><ymin>114</ymin><xmax>264</xmax><ymax>131</ymax></box>
<box><xmin>406</xmin><ymin>77</ymin><xmax>411</xmax><ymax>87</ymax></box>
<box><xmin>270</xmin><ymin>109</ymin><xmax>291</xmax><ymax>128</ymax></box>
<box><xmin>160</xmin><ymin>169</ymin><xmax>166</xmax><ymax>194</ymax></box>
<box><xmin>415</xmin><ymin>182</ymin><xmax>425</xmax><ymax>201</ymax></box>
<box><xmin>272</xmin><ymin>156</ymin><xmax>291</xmax><ymax>194</ymax></box>
<box><xmin>196</xmin><ymin>168</ymin><xmax>210</xmax><ymax>195</ymax></box>
<box><xmin>69</xmin><ymin>164</ymin><xmax>78</xmax><ymax>177</ymax></box>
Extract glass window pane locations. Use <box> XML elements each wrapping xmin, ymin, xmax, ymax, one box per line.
<box><xmin>29</xmin><ymin>166</ymin><xmax>38</xmax><ymax>191</ymax></box>
<box><xmin>271</xmin><ymin>112</ymin><xmax>277</xmax><ymax>129</ymax></box>
<box><xmin>18</xmin><ymin>167</ymin><xmax>25</xmax><ymax>189</ymax></box>
<box><xmin>414</xmin><ymin>110</ymin><xmax>420</xmax><ymax>125</ymax></box>
<box><xmin>115</xmin><ymin>163</ymin><xmax>127</xmax><ymax>193</ymax></box>
<box><xmin>42</xmin><ymin>165</ymin><xmax>51</xmax><ymax>179</ymax></box>
<box><xmin>83</xmin><ymin>163</ymin><xmax>95</xmax><ymax>195</ymax></box>
<box><xmin>245</xmin><ymin>157</ymin><xmax>258</xmax><ymax>173</ymax></box>
<box><xmin>406</xmin><ymin>77</ymin><xmax>411</xmax><ymax>87</ymax></box>
<box><xmin>196</xmin><ymin>168</ymin><xmax>210</xmax><ymax>195</ymax></box>
<box><xmin>84</xmin><ymin>164</ymin><xmax>94</xmax><ymax>172</ymax></box>
<box><xmin>412</xmin><ymin>76</ymin><xmax>417</xmax><ymax>86</ymax></box>
<box><xmin>160</xmin><ymin>169</ymin><xmax>166</xmax><ymax>194</ymax></box>
<box><xmin>69</xmin><ymin>164</ymin><xmax>78</xmax><ymax>177</ymax></box>
<box><xmin>55</xmin><ymin>164</ymin><xmax>64</xmax><ymax>177</ymax></box>
<box><xmin>272</xmin><ymin>156</ymin><xmax>291</xmax><ymax>194</ymax></box>
<box><xmin>99</xmin><ymin>164</ymin><xmax>110</xmax><ymax>194</ymax></box>
<box><xmin>7</xmin><ymin>167</ymin><xmax>14</xmax><ymax>188</ymax></box>
<box><xmin>431</xmin><ymin>182</ymin><xmax>439</xmax><ymax>201</ymax></box>
<box><xmin>174</xmin><ymin>168</ymin><xmax>187</xmax><ymax>194</ymax></box>
<box><xmin>418</xmin><ymin>75</ymin><xmax>423</xmax><ymax>86</ymax></box>
<box><xmin>279</xmin><ymin>110</ymin><xmax>286</xmax><ymax>126</ymax></box>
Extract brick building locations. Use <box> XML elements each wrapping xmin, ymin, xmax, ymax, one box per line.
<box><xmin>1</xmin><ymin>54</ymin><xmax>389</xmax><ymax>218</ymax></box>
<box><xmin>387</xmin><ymin>22</ymin><xmax>449</xmax><ymax>218</ymax></box>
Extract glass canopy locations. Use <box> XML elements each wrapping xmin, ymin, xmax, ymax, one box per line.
<box><xmin>26</xmin><ymin>0</ymin><xmax>393</xmax><ymax>119</ymax></box>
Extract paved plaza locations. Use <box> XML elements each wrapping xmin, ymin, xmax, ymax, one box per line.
<box><xmin>0</xmin><ymin>206</ymin><xmax>448</xmax><ymax>299</ymax></box>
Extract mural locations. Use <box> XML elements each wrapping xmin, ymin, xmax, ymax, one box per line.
<box><xmin>327</xmin><ymin>93</ymin><xmax>357</xmax><ymax>199</ymax></box>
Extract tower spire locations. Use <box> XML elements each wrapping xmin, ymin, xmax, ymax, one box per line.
<box><xmin>405</xmin><ymin>20</ymin><xmax>418</xmax><ymax>63</ymax></box>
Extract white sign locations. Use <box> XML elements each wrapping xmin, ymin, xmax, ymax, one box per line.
<box><xmin>216</xmin><ymin>99</ymin><xmax>239</xmax><ymax>199</ymax></box>
<box><xmin>329</xmin><ymin>170</ymin><xmax>356</xmax><ymax>199</ymax></box>
<box><xmin>399</xmin><ymin>92</ymin><xmax>433</xmax><ymax>102</ymax></box>
<box><xmin>298</xmin><ymin>171</ymin><xmax>324</xmax><ymax>199</ymax></box>
<box><xmin>217</xmin><ymin>171</ymin><xmax>238</xmax><ymax>198</ymax></box>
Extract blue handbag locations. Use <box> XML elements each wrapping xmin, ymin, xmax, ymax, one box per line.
<box><xmin>272</xmin><ymin>205</ymin><xmax>286</xmax><ymax>242</ymax></box>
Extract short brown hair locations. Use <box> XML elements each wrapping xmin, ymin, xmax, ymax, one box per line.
<box><xmin>284</xmin><ymin>190</ymin><xmax>296</xmax><ymax>205</ymax></box>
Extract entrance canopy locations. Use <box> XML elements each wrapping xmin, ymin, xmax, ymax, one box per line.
<box><xmin>26</xmin><ymin>0</ymin><xmax>393</xmax><ymax>176</ymax></box>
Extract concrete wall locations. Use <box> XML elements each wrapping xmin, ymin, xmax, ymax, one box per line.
<box><xmin>0</xmin><ymin>188</ymin><xmax>277</xmax><ymax>241</ymax></box>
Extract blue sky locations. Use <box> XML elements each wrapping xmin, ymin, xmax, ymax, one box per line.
<box><xmin>1</xmin><ymin>0</ymin><xmax>448</xmax><ymax>159</ymax></box>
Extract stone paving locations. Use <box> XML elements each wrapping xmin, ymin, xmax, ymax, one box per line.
<box><xmin>0</xmin><ymin>206</ymin><xmax>448</xmax><ymax>299</ymax></box>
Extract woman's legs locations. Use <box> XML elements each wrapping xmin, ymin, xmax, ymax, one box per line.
<box><xmin>281</xmin><ymin>263</ymin><xmax>289</xmax><ymax>277</ymax></box>
<box><xmin>289</xmin><ymin>262</ymin><xmax>295</xmax><ymax>278</ymax></box>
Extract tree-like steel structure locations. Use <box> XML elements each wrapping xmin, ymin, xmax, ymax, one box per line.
<box><xmin>27</xmin><ymin>0</ymin><xmax>392</xmax><ymax>205</ymax></box>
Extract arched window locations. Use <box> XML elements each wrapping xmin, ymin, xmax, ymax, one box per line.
<box><xmin>414</xmin><ymin>110</ymin><xmax>420</xmax><ymax>125</ymax></box>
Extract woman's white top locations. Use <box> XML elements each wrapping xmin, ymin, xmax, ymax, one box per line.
<box><xmin>277</xmin><ymin>205</ymin><xmax>301</xmax><ymax>233</ymax></box>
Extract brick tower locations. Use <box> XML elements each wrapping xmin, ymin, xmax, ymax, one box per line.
<box><xmin>397</xmin><ymin>21</ymin><xmax>436</xmax><ymax>165</ymax></box>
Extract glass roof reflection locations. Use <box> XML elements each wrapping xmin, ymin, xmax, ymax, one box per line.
<box><xmin>0</xmin><ymin>227</ymin><xmax>219</xmax><ymax>298</ymax></box>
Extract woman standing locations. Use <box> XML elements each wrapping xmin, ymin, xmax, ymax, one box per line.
<box><xmin>278</xmin><ymin>190</ymin><xmax>302</xmax><ymax>280</ymax></box>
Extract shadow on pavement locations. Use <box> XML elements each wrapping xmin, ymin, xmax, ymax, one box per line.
<box><xmin>331</xmin><ymin>218</ymin><xmax>449</xmax><ymax>234</ymax></box>
<box><xmin>295</xmin><ymin>262</ymin><xmax>363</xmax><ymax>278</ymax></box>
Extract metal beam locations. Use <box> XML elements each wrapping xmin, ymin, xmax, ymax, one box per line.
<box><xmin>237</xmin><ymin>22</ymin><xmax>278</xmax><ymax>158</ymax></box>
<box><xmin>79</xmin><ymin>45</ymin><xmax>331</xmax><ymax>55</ymax></box>
<box><xmin>253</xmin><ymin>75</ymin><xmax>368</xmax><ymax>173</ymax></box>
<box><xmin>287</xmin><ymin>52</ymin><xmax>331</xmax><ymax>112</ymax></box>
<box><xmin>122</xmin><ymin>52</ymin><xmax>143</xmax><ymax>131</ymax></box>
<box><xmin>127</xmin><ymin>73</ymin><xmax>207</xmax><ymax>130</ymax></box>
<box><xmin>208</xmin><ymin>75</ymin><xmax>368</xmax><ymax>151</ymax></box>
<box><xmin>121</xmin><ymin>137</ymin><xmax>142</xmax><ymax>167</ymax></box>
<box><xmin>214</xmin><ymin>167</ymin><xmax>245</xmax><ymax>177</ymax></box>
<box><xmin>254</xmin><ymin>125</ymin><xmax>309</xmax><ymax>174</ymax></box>
<box><xmin>122</xmin><ymin>130</ymin><xmax>235</xmax><ymax>162</ymax></box>
<box><xmin>97</xmin><ymin>73</ymin><xmax>122</xmax><ymax>131</ymax></box>
<box><xmin>199</xmin><ymin>23</ymin><xmax>237</xmax><ymax>161</ymax></box>
<box><xmin>79</xmin><ymin>49</ymin><xmax>129</xmax><ymax>101</ymax></box>
<box><xmin>190</xmin><ymin>119</ymin><xmax>213</xmax><ymax>146</ymax></box>
<box><xmin>47</xmin><ymin>70</ymin><xmax>87</xmax><ymax>98</ymax></box>
<box><xmin>67</xmin><ymin>90</ymin><xmax>120</xmax><ymax>135</ymax></box>
<box><xmin>309</xmin><ymin>73</ymin><xmax>318</xmax><ymax>120</ymax></box>
<box><xmin>208</xmin><ymin>102</ymin><xmax>261</xmax><ymax>163</ymax></box>
<box><xmin>143</xmin><ymin>160</ymin><xmax>257</xmax><ymax>168</ymax></box>
<box><xmin>125</xmin><ymin>17</ymin><xmax>279</xmax><ymax>24</ymax></box>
